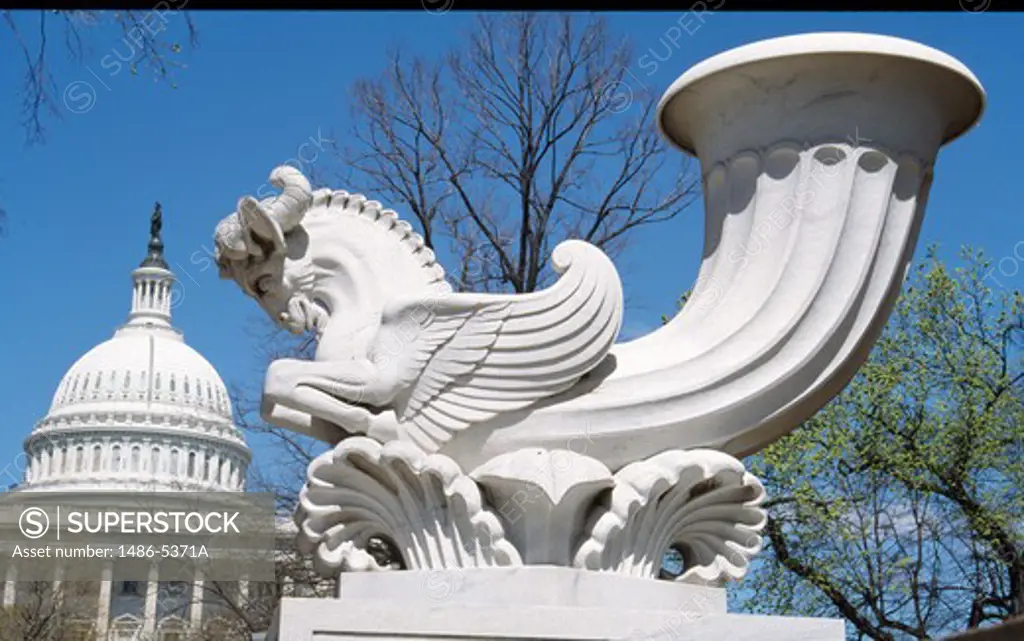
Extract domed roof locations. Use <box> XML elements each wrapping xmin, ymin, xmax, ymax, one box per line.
<box><xmin>23</xmin><ymin>203</ymin><xmax>249</xmax><ymax>494</ymax></box>
<box><xmin>48</xmin><ymin>323</ymin><xmax>232</xmax><ymax>420</ymax></box>
<box><xmin>43</xmin><ymin>205</ymin><xmax>233</xmax><ymax>421</ymax></box>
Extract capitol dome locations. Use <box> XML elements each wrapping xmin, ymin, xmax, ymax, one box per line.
<box><xmin>48</xmin><ymin>324</ymin><xmax>232</xmax><ymax>420</ymax></box>
<box><xmin>22</xmin><ymin>204</ymin><xmax>251</xmax><ymax>494</ymax></box>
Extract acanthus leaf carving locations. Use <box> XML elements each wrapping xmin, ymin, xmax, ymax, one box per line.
<box><xmin>296</xmin><ymin>437</ymin><xmax>522</xmax><ymax>577</ymax></box>
<box><xmin>294</xmin><ymin>443</ymin><xmax>765</xmax><ymax>584</ymax></box>
<box><xmin>573</xmin><ymin>449</ymin><xmax>766</xmax><ymax>584</ymax></box>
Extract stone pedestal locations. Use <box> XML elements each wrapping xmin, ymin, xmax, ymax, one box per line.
<box><xmin>267</xmin><ymin>567</ymin><xmax>843</xmax><ymax>640</ymax></box>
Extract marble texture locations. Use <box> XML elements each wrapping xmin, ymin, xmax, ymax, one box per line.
<box><xmin>217</xmin><ymin>30</ymin><xmax>985</xmax><ymax>641</ymax></box>
<box><xmin>213</xmin><ymin>32</ymin><xmax>984</xmax><ymax>476</ymax></box>
<box><xmin>296</xmin><ymin>439</ymin><xmax>764</xmax><ymax>583</ymax></box>
<box><xmin>268</xmin><ymin>568</ymin><xmax>842</xmax><ymax>641</ymax></box>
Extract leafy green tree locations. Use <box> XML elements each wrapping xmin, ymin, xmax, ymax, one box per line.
<box><xmin>737</xmin><ymin>246</ymin><xmax>1024</xmax><ymax>639</ymax></box>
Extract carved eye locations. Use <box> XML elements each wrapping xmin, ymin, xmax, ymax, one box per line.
<box><xmin>253</xmin><ymin>275</ymin><xmax>273</xmax><ymax>296</ymax></box>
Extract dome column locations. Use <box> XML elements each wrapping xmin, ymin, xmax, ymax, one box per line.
<box><xmin>95</xmin><ymin>560</ymin><xmax>113</xmax><ymax>638</ymax></box>
<box><xmin>52</xmin><ymin>562</ymin><xmax>65</xmax><ymax>603</ymax></box>
<box><xmin>3</xmin><ymin>565</ymin><xmax>15</xmax><ymax>606</ymax></box>
<box><xmin>143</xmin><ymin>561</ymin><xmax>159</xmax><ymax>635</ymax></box>
<box><xmin>191</xmin><ymin>568</ymin><xmax>205</xmax><ymax>630</ymax></box>
<box><xmin>126</xmin><ymin>203</ymin><xmax>176</xmax><ymax>330</ymax></box>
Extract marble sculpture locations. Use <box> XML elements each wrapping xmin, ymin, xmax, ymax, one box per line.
<box><xmin>212</xmin><ymin>32</ymin><xmax>986</xmax><ymax>589</ymax></box>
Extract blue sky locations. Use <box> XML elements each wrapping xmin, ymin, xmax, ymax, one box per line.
<box><xmin>0</xmin><ymin>11</ymin><xmax>1021</xmax><ymax>491</ymax></box>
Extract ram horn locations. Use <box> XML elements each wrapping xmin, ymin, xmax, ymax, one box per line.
<box><xmin>235</xmin><ymin>165</ymin><xmax>314</xmax><ymax>254</ymax></box>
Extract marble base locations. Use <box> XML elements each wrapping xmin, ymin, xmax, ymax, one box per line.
<box><xmin>267</xmin><ymin>567</ymin><xmax>843</xmax><ymax>640</ymax></box>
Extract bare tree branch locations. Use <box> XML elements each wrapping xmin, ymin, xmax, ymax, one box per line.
<box><xmin>332</xmin><ymin>12</ymin><xmax>698</xmax><ymax>294</ymax></box>
<box><xmin>2</xmin><ymin>9</ymin><xmax>198</xmax><ymax>146</ymax></box>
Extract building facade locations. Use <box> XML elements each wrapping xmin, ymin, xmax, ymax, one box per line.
<box><xmin>2</xmin><ymin>205</ymin><xmax>253</xmax><ymax>640</ymax></box>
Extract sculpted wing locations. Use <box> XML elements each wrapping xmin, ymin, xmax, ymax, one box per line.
<box><xmin>374</xmin><ymin>240</ymin><xmax>623</xmax><ymax>452</ymax></box>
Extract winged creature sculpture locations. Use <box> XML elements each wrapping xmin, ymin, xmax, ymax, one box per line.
<box><xmin>214</xmin><ymin>166</ymin><xmax>624</xmax><ymax>455</ymax></box>
<box><xmin>217</xmin><ymin>113</ymin><xmax>960</xmax><ymax>480</ymax></box>
<box><xmin>212</xmin><ymin>34</ymin><xmax>986</xmax><ymax>587</ymax></box>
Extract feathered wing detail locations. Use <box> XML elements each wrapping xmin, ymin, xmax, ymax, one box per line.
<box><xmin>375</xmin><ymin>240</ymin><xmax>624</xmax><ymax>452</ymax></box>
